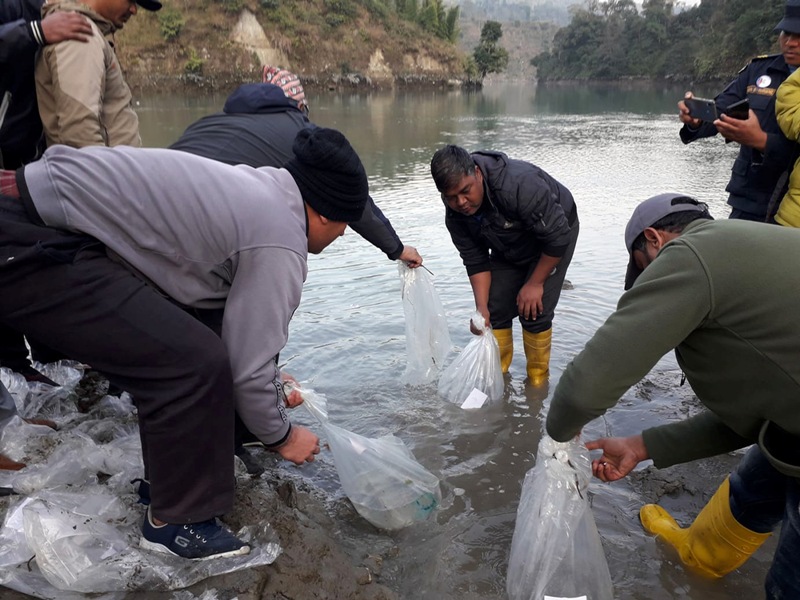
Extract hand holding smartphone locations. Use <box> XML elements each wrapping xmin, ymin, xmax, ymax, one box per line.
<box><xmin>724</xmin><ymin>98</ymin><xmax>750</xmax><ymax>120</ymax></box>
<box><xmin>684</xmin><ymin>96</ymin><xmax>718</xmax><ymax>122</ymax></box>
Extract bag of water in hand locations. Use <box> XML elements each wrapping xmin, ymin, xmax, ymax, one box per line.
<box><xmin>398</xmin><ymin>262</ymin><xmax>451</xmax><ymax>385</ymax></box>
<box><xmin>300</xmin><ymin>386</ymin><xmax>441</xmax><ymax>530</ymax></box>
<box><xmin>507</xmin><ymin>435</ymin><xmax>613</xmax><ymax>600</ymax></box>
<box><xmin>437</xmin><ymin>312</ymin><xmax>503</xmax><ymax>408</ymax></box>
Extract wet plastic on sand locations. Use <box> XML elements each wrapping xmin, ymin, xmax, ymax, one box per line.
<box><xmin>0</xmin><ymin>362</ymin><xmax>281</xmax><ymax>598</ymax></box>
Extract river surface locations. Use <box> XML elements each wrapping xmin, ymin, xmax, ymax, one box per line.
<box><xmin>137</xmin><ymin>81</ymin><xmax>771</xmax><ymax>600</ymax></box>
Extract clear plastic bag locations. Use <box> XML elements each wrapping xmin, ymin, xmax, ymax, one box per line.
<box><xmin>1</xmin><ymin>361</ymin><xmax>83</xmax><ymax>420</ymax></box>
<box><xmin>301</xmin><ymin>387</ymin><xmax>441</xmax><ymax>530</ymax></box>
<box><xmin>0</xmin><ymin>375</ymin><xmax>281</xmax><ymax>596</ymax></box>
<box><xmin>398</xmin><ymin>262</ymin><xmax>451</xmax><ymax>385</ymax></box>
<box><xmin>507</xmin><ymin>435</ymin><xmax>613</xmax><ymax>600</ymax></box>
<box><xmin>0</xmin><ymin>488</ymin><xmax>281</xmax><ymax>595</ymax></box>
<box><xmin>437</xmin><ymin>313</ymin><xmax>503</xmax><ymax>407</ymax></box>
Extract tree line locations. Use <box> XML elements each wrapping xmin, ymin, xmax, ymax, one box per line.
<box><xmin>533</xmin><ymin>0</ymin><xmax>786</xmax><ymax>81</ymax></box>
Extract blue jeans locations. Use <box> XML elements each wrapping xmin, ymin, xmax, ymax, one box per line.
<box><xmin>729</xmin><ymin>446</ymin><xmax>800</xmax><ymax>599</ymax></box>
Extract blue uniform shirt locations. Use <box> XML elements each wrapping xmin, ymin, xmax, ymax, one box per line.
<box><xmin>681</xmin><ymin>54</ymin><xmax>796</xmax><ymax>220</ymax></box>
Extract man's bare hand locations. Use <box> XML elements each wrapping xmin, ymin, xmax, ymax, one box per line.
<box><xmin>41</xmin><ymin>11</ymin><xmax>92</xmax><ymax>44</ymax></box>
<box><xmin>517</xmin><ymin>281</ymin><xmax>544</xmax><ymax>321</ymax></box>
<box><xmin>715</xmin><ymin>111</ymin><xmax>767</xmax><ymax>152</ymax></box>
<box><xmin>678</xmin><ymin>91</ymin><xmax>702</xmax><ymax>128</ymax></box>
<box><xmin>585</xmin><ymin>434</ymin><xmax>649</xmax><ymax>482</ymax></box>
<box><xmin>280</xmin><ymin>372</ymin><xmax>303</xmax><ymax>408</ymax></box>
<box><xmin>470</xmin><ymin>306</ymin><xmax>490</xmax><ymax>335</ymax></box>
<box><xmin>399</xmin><ymin>245</ymin><xmax>423</xmax><ymax>268</ymax></box>
<box><xmin>274</xmin><ymin>426</ymin><xmax>320</xmax><ymax>465</ymax></box>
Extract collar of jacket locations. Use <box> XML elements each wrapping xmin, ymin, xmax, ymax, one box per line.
<box><xmin>42</xmin><ymin>0</ymin><xmax>118</xmax><ymax>35</ymax></box>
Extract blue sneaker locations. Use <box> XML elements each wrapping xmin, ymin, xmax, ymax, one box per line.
<box><xmin>139</xmin><ymin>508</ymin><xmax>250</xmax><ymax>560</ymax></box>
<box><xmin>131</xmin><ymin>478</ymin><xmax>150</xmax><ymax>506</ymax></box>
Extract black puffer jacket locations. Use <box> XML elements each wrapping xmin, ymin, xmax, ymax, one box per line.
<box><xmin>171</xmin><ymin>83</ymin><xmax>405</xmax><ymax>260</ymax></box>
<box><xmin>445</xmin><ymin>150</ymin><xmax>578</xmax><ymax>276</ymax></box>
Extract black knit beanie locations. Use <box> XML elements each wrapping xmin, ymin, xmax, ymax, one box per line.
<box><xmin>284</xmin><ymin>127</ymin><xmax>369</xmax><ymax>223</ymax></box>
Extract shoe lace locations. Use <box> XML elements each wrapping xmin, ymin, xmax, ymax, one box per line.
<box><xmin>182</xmin><ymin>519</ymin><xmax>219</xmax><ymax>544</ymax></box>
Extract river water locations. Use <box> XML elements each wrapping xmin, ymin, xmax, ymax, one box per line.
<box><xmin>137</xmin><ymin>81</ymin><xmax>771</xmax><ymax>600</ymax></box>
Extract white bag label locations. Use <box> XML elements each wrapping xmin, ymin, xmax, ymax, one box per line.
<box><xmin>544</xmin><ymin>596</ymin><xmax>587</xmax><ymax>600</ymax></box>
<box><xmin>460</xmin><ymin>388</ymin><xmax>488</xmax><ymax>409</ymax></box>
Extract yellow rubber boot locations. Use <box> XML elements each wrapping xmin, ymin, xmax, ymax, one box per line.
<box><xmin>522</xmin><ymin>328</ymin><xmax>551</xmax><ymax>386</ymax></box>
<box><xmin>639</xmin><ymin>478</ymin><xmax>771</xmax><ymax>578</ymax></box>
<box><xmin>492</xmin><ymin>328</ymin><xmax>513</xmax><ymax>373</ymax></box>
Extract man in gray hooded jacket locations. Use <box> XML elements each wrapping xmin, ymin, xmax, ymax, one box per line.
<box><xmin>0</xmin><ymin>126</ymin><xmax>368</xmax><ymax>560</ymax></box>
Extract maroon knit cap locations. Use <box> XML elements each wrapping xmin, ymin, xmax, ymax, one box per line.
<box><xmin>261</xmin><ymin>65</ymin><xmax>308</xmax><ymax>113</ymax></box>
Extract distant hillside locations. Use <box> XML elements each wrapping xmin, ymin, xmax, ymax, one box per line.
<box><xmin>532</xmin><ymin>0</ymin><xmax>785</xmax><ymax>81</ymax></box>
<box><xmin>457</xmin><ymin>0</ymin><xmax>582</xmax><ymax>26</ymax></box>
<box><xmin>116</xmin><ymin>0</ymin><xmax>467</xmax><ymax>92</ymax></box>
<box><xmin>458</xmin><ymin>17</ymin><xmax>559</xmax><ymax>80</ymax></box>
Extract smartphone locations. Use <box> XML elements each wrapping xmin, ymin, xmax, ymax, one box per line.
<box><xmin>724</xmin><ymin>98</ymin><xmax>750</xmax><ymax>120</ymax></box>
<box><xmin>685</xmin><ymin>96</ymin><xmax>718</xmax><ymax>122</ymax></box>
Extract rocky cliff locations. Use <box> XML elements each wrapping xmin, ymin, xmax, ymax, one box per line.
<box><xmin>116</xmin><ymin>0</ymin><xmax>467</xmax><ymax>93</ymax></box>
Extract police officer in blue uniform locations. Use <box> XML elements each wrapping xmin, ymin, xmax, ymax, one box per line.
<box><xmin>677</xmin><ymin>0</ymin><xmax>800</xmax><ymax>222</ymax></box>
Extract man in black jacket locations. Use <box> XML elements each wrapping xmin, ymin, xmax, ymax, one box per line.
<box><xmin>0</xmin><ymin>0</ymin><xmax>91</xmax><ymax>382</ymax></box>
<box><xmin>169</xmin><ymin>70</ymin><xmax>424</xmax><ymax>459</ymax></box>
<box><xmin>170</xmin><ymin>68</ymin><xmax>423</xmax><ymax>266</ymax></box>
<box><xmin>430</xmin><ymin>144</ymin><xmax>578</xmax><ymax>386</ymax></box>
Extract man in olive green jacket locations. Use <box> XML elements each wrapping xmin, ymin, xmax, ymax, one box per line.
<box><xmin>35</xmin><ymin>0</ymin><xmax>160</xmax><ymax>148</ymax></box>
<box><xmin>546</xmin><ymin>193</ymin><xmax>800</xmax><ymax>600</ymax></box>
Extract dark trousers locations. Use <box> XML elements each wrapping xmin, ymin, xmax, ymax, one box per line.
<box><xmin>0</xmin><ymin>324</ymin><xmax>31</xmax><ymax>372</ymax></box>
<box><xmin>729</xmin><ymin>208</ymin><xmax>768</xmax><ymax>222</ymax></box>
<box><xmin>728</xmin><ymin>446</ymin><xmax>800</xmax><ymax>600</ymax></box>
<box><xmin>0</xmin><ymin>197</ymin><xmax>234</xmax><ymax>523</ymax></box>
<box><xmin>488</xmin><ymin>222</ymin><xmax>579</xmax><ymax>334</ymax></box>
<box><xmin>0</xmin><ymin>323</ymin><xmax>67</xmax><ymax>371</ymax></box>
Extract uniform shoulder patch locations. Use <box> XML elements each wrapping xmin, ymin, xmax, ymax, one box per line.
<box><xmin>739</xmin><ymin>54</ymin><xmax>778</xmax><ymax>72</ymax></box>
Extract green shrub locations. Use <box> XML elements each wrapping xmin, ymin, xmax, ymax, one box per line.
<box><xmin>325</xmin><ymin>13</ymin><xmax>348</xmax><ymax>27</ymax></box>
<box><xmin>157</xmin><ymin>8</ymin><xmax>184</xmax><ymax>41</ymax></box>
<box><xmin>324</xmin><ymin>0</ymin><xmax>357</xmax><ymax>18</ymax></box>
<box><xmin>184</xmin><ymin>48</ymin><xmax>204</xmax><ymax>74</ymax></box>
<box><xmin>219</xmin><ymin>0</ymin><xmax>244</xmax><ymax>13</ymax></box>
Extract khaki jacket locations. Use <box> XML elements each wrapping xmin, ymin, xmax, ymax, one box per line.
<box><xmin>35</xmin><ymin>0</ymin><xmax>140</xmax><ymax>148</ymax></box>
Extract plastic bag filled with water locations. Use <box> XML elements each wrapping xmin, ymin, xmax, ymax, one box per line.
<box><xmin>437</xmin><ymin>313</ymin><xmax>503</xmax><ymax>407</ymax></box>
<box><xmin>398</xmin><ymin>262</ymin><xmax>451</xmax><ymax>385</ymax></box>
<box><xmin>300</xmin><ymin>387</ymin><xmax>441</xmax><ymax>530</ymax></box>
<box><xmin>507</xmin><ymin>435</ymin><xmax>613</xmax><ymax>600</ymax></box>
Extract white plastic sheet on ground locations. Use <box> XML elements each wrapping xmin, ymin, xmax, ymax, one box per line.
<box><xmin>397</xmin><ymin>262</ymin><xmax>451</xmax><ymax>385</ymax></box>
<box><xmin>300</xmin><ymin>386</ymin><xmax>442</xmax><ymax>530</ymax></box>
<box><xmin>0</xmin><ymin>362</ymin><xmax>281</xmax><ymax>598</ymax></box>
<box><xmin>437</xmin><ymin>313</ymin><xmax>504</xmax><ymax>407</ymax></box>
<box><xmin>506</xmin><ymin>435</ymin><xmax>614</xmax><ymax>600</ymax></box>
<box><xmin>1</xmin><ymin>362</ymin><xmax>82</xmax><ymax>420</ymax></box>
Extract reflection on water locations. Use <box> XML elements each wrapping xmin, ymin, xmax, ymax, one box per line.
<box><xmin>138</xmin><ymin>82</ymin><xmax>759</xmax><ymax>600</ymax></box>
